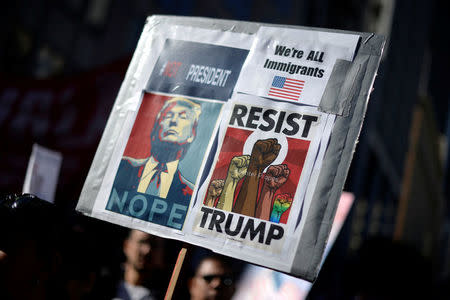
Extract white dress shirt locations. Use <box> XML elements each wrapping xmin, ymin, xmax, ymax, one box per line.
<box><xmin>137</xmin><ymin>157</ymin><xmax>178</xmax><ymax>198</ymax></box>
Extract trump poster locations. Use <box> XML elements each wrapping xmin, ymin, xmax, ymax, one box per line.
<box><xmin>106</xmin><ymin>93</ymin><xmax>222</xmax><ymax>229</ymax></box>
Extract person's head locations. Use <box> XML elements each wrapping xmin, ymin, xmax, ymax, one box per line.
<box><xmin>189</xmin><ymin>255</ymin><xmax>235</xmax><ymax>300</ymax></box>
<box><xmin>123</xmin><ymin>229</ymin><xmax>165</xmax><ymax>273</ymax></box>
<box><xmin>150</xmin><ymin>97</ymin><xmax>201</xmax><ymax>162</ymax></box>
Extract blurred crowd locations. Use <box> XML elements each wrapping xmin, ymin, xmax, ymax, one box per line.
<box><xmin>1</xmin><ymin>193</ymin><xmax>448</xmax><ymax>300</ymax></box>
<box><xmin>0</xmin><ymin>193</ymin><xmax>240</xmax><ymax>300</ymax></box>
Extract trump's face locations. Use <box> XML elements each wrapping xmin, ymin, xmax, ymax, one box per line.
<box><xmin>158</xmin><ymin>103</ymin><xmax>196</xmax><ymax>145</ymax></box>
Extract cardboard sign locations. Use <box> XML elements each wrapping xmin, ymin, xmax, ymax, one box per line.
<box><xmin>77</xmin><ymin>16</ymin><xmax>384</xmax><ymax>281</ymax></box>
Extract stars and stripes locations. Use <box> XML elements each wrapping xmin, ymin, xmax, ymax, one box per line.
<box><xmin>268</xmin><ymin>76</ymin><xmax>304</xmax><ymax>101</ymax></box>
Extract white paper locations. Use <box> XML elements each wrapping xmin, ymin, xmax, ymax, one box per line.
<box><xmin>184</xmin><ymin>94</ymin><xmax>334</xmax><ymax>272</ymax></box>
<box><xmin>234</xmin><ymin>26</ymin><xmax>359</xmax><ymax>106</ymax></box>
<box><xmin>23</xmin><ymin>144</ymin><xmax>62</xmax><ymax>203</ymax></box>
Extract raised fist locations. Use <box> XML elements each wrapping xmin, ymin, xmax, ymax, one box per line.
<box><xmin>249</xmin><ymin>138</ymin><xmax>281</xmax><ymax>171</ymax></box>
<box><xmin>228</xmin><ymin>155</ymin><xmax>250</xmax><ymax>181</ymax></box>
<box><xmin>209</xmin><ymin>179</ymin><xmax>224</xmax><ymax>198</ymax></box>
<box><xmin>270</xmin><ymin>193</ymin><xmax>293</xmax><ymax>223</ymax></box>
<box><xmin>264</xmin><ymin>164</ymin><xmax>290</xmax><ymax>190</ymax></box>
<box><xmin>204</xmin><ymin>179</ymin><xmax>224</xmax><ymax>207</ymax></box>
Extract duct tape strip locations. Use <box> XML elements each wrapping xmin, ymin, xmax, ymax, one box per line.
<box><xmin>291</xmin><ymin>52</ymin><xmax>384</xmax><ymax>281</ymax></box>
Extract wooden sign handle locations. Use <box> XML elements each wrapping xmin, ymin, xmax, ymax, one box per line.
<box><xmin>164</xmin><ymin>247</ymin><xmax>188</xmax><ymax>300</ymax></box>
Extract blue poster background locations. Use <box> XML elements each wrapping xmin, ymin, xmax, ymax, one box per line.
<box><xmin>179</xmin><ymin>100</ymin><xmax>223</xmax><ymax>182</ymax></box>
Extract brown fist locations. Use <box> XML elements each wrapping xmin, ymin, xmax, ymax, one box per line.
<box><xmin>208</xmin><ymin>179</ymin><xmax>224</xmax><ymax>198</ymax></box>
<box><xmin>205</xmin><ymin>179</ymin><xmax>224</xmax><ymax>207</ymax></box>
<box><xmin>249</xmin><ymin>138</ymin><xmax>281</xmax><ymax>171</ymax></box>
<box><xmin>264</xmin><ymin>164</ymin><xmax>290</xmax><ymax>190</ymax></box>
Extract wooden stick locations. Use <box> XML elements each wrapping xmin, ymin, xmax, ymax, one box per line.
<box><xmin>164</xmin><ymin>247</ymin><xmax>187</xmax><ymax>300</ymax></box>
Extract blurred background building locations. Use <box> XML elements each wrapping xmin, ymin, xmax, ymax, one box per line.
<box><xmin>1</xmin><ymin>0</ymin><xmax>448</xmax><ymax>298</ymax></box>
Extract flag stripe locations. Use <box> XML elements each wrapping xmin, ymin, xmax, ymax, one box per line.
<box><xmin>285</xmin><ymin>78</ymin><xmax>305</xmax><ymax>83</ymax></box>
<box><xmin>268</xmin><ymin>91</ymin><xmax>300</xmax><ymax>99</ymax></box>
<box><xmin>271</xmin><ymin>86</ymin><xmax>303</xmax><ymax>93</ymax></box>
<box><xmin>268</xmin><ymin>76</ymin><xmax>305</xmax><ymax>101</ymax></box>
<box><xmin>281</xmin><ymin>86</ymin><xmax>303</xmax><ymax>92</ymax></box>
<box><xmin>284</xmin><ymin>83</ymin><xmax>304</xmax><ymax>88</ymax></box>
<box><xmin>269</xmin><ymin>91</ymin><xmax>302</xmax><ymax>99</ymax></box>
<box><xmin>269</xmin><ymin>88</ymin><xmax>302</xmax><ymax>96</ymax></box>
<box><xmin>268</xmin><ymin>94</ymin><xmax>299</xmax><ymax>101</ymax></box>
<box><xmin>285</xmin><ymin>82</ymin><xmax>304</xmax><ymax>87</ymax></box>
<box><xmin>270</xmin><ymin>87</ymin><xmax>301</xmax><ymax>96</ymax></box>
<box><xmin>268</xmin><ymin>92</ymin><xmax>299</xmax><ymax>101</ymax></box>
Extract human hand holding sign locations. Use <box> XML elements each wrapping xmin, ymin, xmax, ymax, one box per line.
<box><xmin>216</xmin><ymin>155</ymin><xmax>250</xmax><ymax>211</ymax></box>
<box><xmin>205</xmin><ymin>179</ymin><xmax>224</xmax><ymax>207</ymax></box>
<box><xmin>233</xmin><ymin>139</ymin><xmax>281</xmax><ymax>217</ymax></box>
<box><xmin>255</xmin><ymin>164</ymin><xmax>290</xmax><ymax>220</ymax></box>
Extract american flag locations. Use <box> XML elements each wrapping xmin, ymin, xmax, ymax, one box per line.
<box><xmin>268</xmin><ymin>76</ymin><xmax>304</xmax><ymax>101</ymax></box>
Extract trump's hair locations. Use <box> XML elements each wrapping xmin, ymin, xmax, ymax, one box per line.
<box><xmin>156</xmin><ymin>97</ymin><xmax>201</xmax><ymax>125</ymax></box>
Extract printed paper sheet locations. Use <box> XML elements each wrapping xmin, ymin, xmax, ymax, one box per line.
<box><xmin>234</xmin><ymin>26</ymin><xmax>359</xmax><ymax>106</ymax></box>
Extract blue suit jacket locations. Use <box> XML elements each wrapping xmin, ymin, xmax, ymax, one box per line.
<box><xmin>109</xmin><ymin>157</ymin><xmax>194</xmax><ymax>227</ymax></box>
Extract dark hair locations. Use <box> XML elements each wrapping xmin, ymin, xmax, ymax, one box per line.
<box><xmin>189</xmin><ymin>251</ymin><xmax>235</xmax><ymax>278</ymax></box>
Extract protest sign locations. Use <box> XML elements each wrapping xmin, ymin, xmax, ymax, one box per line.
<box><xmin>77</xmin><ymin>15</ymin><xmax>384</xmax><ymax>281</ymax></box>
<box><xmin>23</xmin><ymin>144</ymin><xmax>62</xmax><ymax>203</ymax></box>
